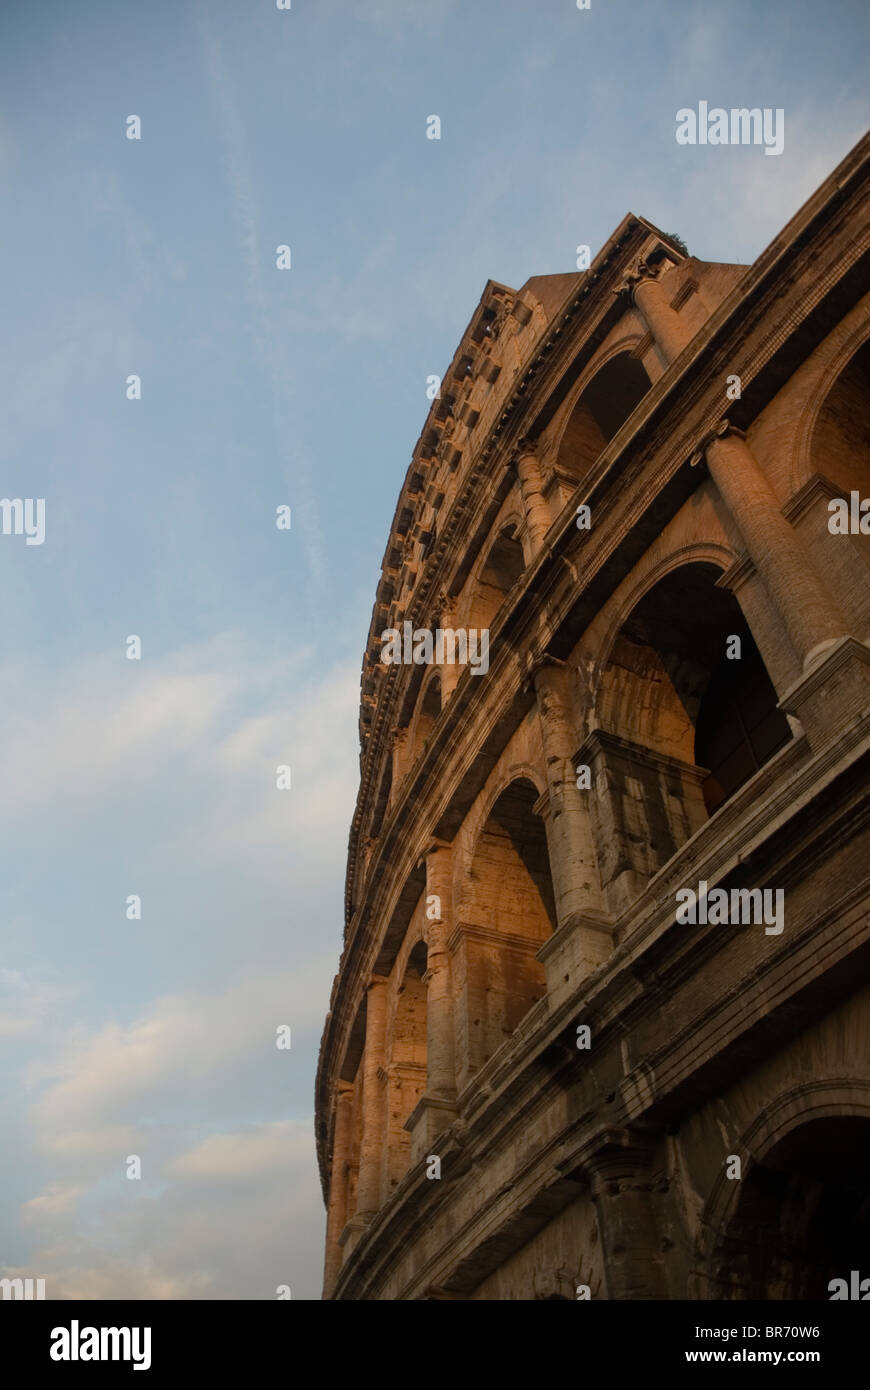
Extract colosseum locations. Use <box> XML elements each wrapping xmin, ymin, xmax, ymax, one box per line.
<box><xmin>316</xmin><ymin>132</ymin><xmax>870</xmax><ymax>1301</ymax></box>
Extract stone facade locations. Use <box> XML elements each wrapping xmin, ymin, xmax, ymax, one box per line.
<box><xmin>316</xmin><ymin>133</ymin><xmax>870</xmax><ymax>1300</ymax></box>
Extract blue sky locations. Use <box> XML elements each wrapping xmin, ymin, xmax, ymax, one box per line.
<box><xmin>0</xmin><ymin>0</ymin><xmax>868</xmax><ymax>1300</ymax></box>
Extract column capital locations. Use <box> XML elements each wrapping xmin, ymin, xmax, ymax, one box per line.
<box><xmin>521</xmin><ymin>649</ymin><xmax>569</xmax><ymax>697</ymax></box>
<box><xmin>689</xmin><ymin>416</ymin><xmax>745</xmax><ymax>466</ymax></box>
<box><xmin>613</xmin><ymin>256</ymin><xmax>661</xmax><ymax>303</ymax></box>
<box><xmin>513</xmin><ymin>435</ymin><xmax>540</xmax><ymax>462</ymax></box>
<box><xmin>513</xmin><ymin>444</ymin><xmax>554</xmax><ymax>559</ymax></box>
<box><xmin>364</xmin><ymin>973</ymin><xmax>389</xmax><ymax>995</ymax></box>
<box><xmin>583</xmin><ymin>1126</ymin><xmax>659</xmax><ymax>1175</ymax></box>
<box><xmin>417</xmin><ymin>837</ymin><xmax>452</xmax><ymax>868</ymax></box>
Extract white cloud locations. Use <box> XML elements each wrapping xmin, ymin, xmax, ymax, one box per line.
<box><xmin>14</xmin><ymin>974</ymin><xmax>330</xmax><ymax>1297</ymax></box>
<box><xmin>167</xmin><ymin>1120</ymin><xmax>307</xmax><ymax>1181</ymax></box>
<box><xmin>27</xmin><ymin>963</ymin><xmax>331</xmax><ymax>1154</ymax></box>
<box><xmin>21</xmin><ymin>1183</ymin><xmax>84</xmax><ymax>1224</ymax></box>
<box><xmin>0</xmin><ymin>969</ymin><xmax>74</xmax><ymax>1039</ymax></box>
<box><xmin>13</xmin><ymin>1119</ymin><xmax>324</xmax><ymax>1300</ymax></box>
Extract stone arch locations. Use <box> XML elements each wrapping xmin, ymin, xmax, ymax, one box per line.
<box><xmin>409</xmin><ymin>670</ymin><xmax>442</xmax><ymax>765</ymax></box>
<box><xmin>804</xmin><ymin>331</ymin><xmax>870</xmax><ymax>637</ymax></box>
<box><xmin>495</xmin><ymin>505</ymin><xmax>526</xmax><ymax>550</ymax></box>
<box><xmin>808</xmin><ymin>333</ymin><xmax>870</xmax><ymax>501</ymax></box>
<box><xmin>463</xmin><ymin>523</ymin><xmax>525</xmax><ymax>632</ymax></box>
<box><xmin>552</xmin><ymin>346</ymin><xmax>653</xmax><ymax>486</ymax></box>
<box><xmin>693</xmin><ymin>1080</ymin><xmax>870</xmax><ymax>1300</ymax></box>
<box><xmin>453</xmin><ymin>776</ymin><xmax>556</xmax><ymax>1089</ymax></box>
<box><xmin>382</xmin><ymin>939</ymin><xmax>428</xmax><ymax>1196</ymax></box>
<box><xmin>790</xmin><ymin>301</ymin><xmax>870</xmax><ymax>496</ymax></box>
<box><xmin>582</xmin><ymin>559</ymin><xmax>792</xmax><ymax>911</ymax></box>
<box><xmin>472</xmin><ymin>761</ymin><xmax>549</xmax><ymax>842</ymax></box>
<box><xmin>588</xmin><ymin>543</ymin><xmax>738</xmax><ymax>739</ymax></box>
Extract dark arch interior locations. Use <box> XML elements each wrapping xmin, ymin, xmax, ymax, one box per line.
<box><xmin>470</xmin><ymin>526</ymin><xmax>525</xmax><ymax>629</ymax></box>
<box><xmin>410</xmin><ymin>672</ymin><xmax>441</xmax><ymax>763</ymax></box>
<box><xmin>695</xmin><ymin>642</ymin><xmax>792</xmax><ymax>814</ymax></box>
<box><xmin>406</xmin><ymin>938</ymin><xmax>428</xmax><ymax>978</ymax></box>
<box><xmin>580</xmin><ymin>352</ymin><xmax>652</xmax><ymax>441</ymax></box>
<box><xmin>616</xmin><ymin>564</ymin><xmax>791</xmax><ymax>814</ymax></box>
<box><xmin>485</xmin><ymin>778</ymin><xmax>557</xmax><ymax>933</ymax></box>
<box><xmin>812</xmin><ymin>338</ymin><xmax>870</xmax><ymax>492</ymax></box>
<box><xmin>460</xmin><ymin>777</ymin><xmax>557</xmax><ymax>1075</ymax></box>
<box><xmin>420</xmin><ymin>674</ymin><xmax>441</xmax><ymax>723</ymax></box>
<box><xmin>481</xmin><ymin>528</ymin><xmax>525</xmax><ymax>591</ymax></box>
<box><xmin>711</xmin><ymin>1117</ymin><xmax>870</xmax><ymax>1300</ymax></box>
<box><xmin>556</xmin><ymin>352</ymin><xmax>652</xmax><ymax>481</ymax></box>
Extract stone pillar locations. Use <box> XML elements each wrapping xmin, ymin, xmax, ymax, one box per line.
<box><xmin>389</xmin><ymin>727</ymin><xmax>409</xmax><ymax>804</ymax></box>
<box><xmin>628</xmin><ymin>256</ymin><xmax>870</xmax><ymax>749</ymax></box>
<box><xmin>587</xmin><ymin>1134</ymin><xmax>667</xmax><ymax>1300</ymax></box>
<box><xmin>626</xmin><ymin>261</ymin><xmax>849</xmax><ymax>677</ymax></box>
<box><xmin>515</xmin><ymin>444</ymin><xmax>553</xmax><ymax>561</ymax></box>
<box><xmin>355</xmin><ymin>976</ymin><xmax>388</xmax><ymax>1218</ymax></box>
<box><xmin>406</xmin><ymin>845</ymin><xmax>459</xmax><ymax>1163</ymax></box>
<box><xmin>531</xmin><ymin>658</ymin><xmax>613</xmax><ymax>999</ymax></box>
<box><xmin>701</xmin><ymin>425</ymin><xmax>845</xmax><ymax>673</ymax></box>
<box><xmin>322</xmin><ymin>1081</ymin><xmax>353</xmax><ymax>1297</ymax></box>
<box><xmin>435</xmin><ymin>593</ymin><xmax>461</xmax><ymax>702</ymax></box>
<box><xmin>630</xmin><ymin>268</ymin><xmax>693</xmax><ymax>365</ymax></box>
<box><xmin>423</xmin><ymin>842</ymin><xmax>456</xmax><ymax>1099</ymax></box>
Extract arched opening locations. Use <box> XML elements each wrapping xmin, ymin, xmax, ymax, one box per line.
<box><xmin>806</xmin><ymin>336</ymin><xmax>870</xmax><ymax>635</ymax></box>
<box><xmin>708</xmin><ymin>1117</ymin><xmax>870</xmax><ymax>1299</ymax></box>
<box><xmin>555</xmin><ymin>352</ymin><xmax>652</xmax><ymax>484</ymax></box>
<box><xmin>411</xmin><ymin>673</ymin><xmax>441</xmax><ymax>764</ymax></box>
<box><xmin>455</xmin><ymin>779</ymin><xmax>556</xmax><ymax>1087</ymax></box>
<box><xmin>811</xmin><ymin>338</ymin><xmax>870</xmax><ymax>496</ymax></box>
<box><xmin>466</xmin><ymin>525</ymin><xmax>525</xmax><ymax>631</ymax></box>
<box><xmin>589</xmin><ymin>564</ymin><xmax>791</xmax><ymax>909</ymax></box>
<box><xmin>695</xmin><ymin>640</ymin><xmax>794</xmax><ymax>816</ymax></box>
<box><xmin>383</xmin><ymin>941</ymin><xmax>428</xmax><ymax>1195</ymax></box>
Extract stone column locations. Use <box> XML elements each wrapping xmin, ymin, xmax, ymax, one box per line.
<box><xmin>322</xmin><ymin>1081</ymin><xmax>353</xmax><ymax>1297</ymax></box>
<box><xmin>355</xmin><ymin>976</ymin><xmax>389</xmax><ymax>1218</ymax></box>
<box><xmin>630</xmin><ymin>268</ymin><xmax>693</xmax><ymax>364</ymax></box>
<box><xmin>423</xmin><ymin>842</ymin><xmax>457</xmax><ymax>1100</ymax></box>
<box><xmin>701</xmin><ymin>424</ymin><xmax>845</xmax><ymax>672</ymax></box>
<box><xmin>625</xmin><ymin>260</ymin><xmax>847</xmax><ymax>674</ymax></box>
<box><xmin>406</xmin><ymin>844</ymin><xmax>459</xmax><ymax>1163</ymax></box>
<box><xmin>515</xmin><ymin>443</ymin><xmax>553</xmax><ymax>561</ymax></box>
<box><xmin>532</xmin><ymin>658</ymin><xmax>613</xmax><ymax>991</ymax></box>
<box><xmin>389</xmin><ymin>727</ymin><xmax>409</xmax><ymax>805</ymax></box>
<box><xmin>628</xmin><ymin>256</ymin><xmax>869</xmax><ymax>744</ymax></box>
<box><xmin>587</xmin><ymin>1134</ymin><xmax>667</xmax><ymax>1300</ymax></box>
<box><xmin>435</xmin><ymin>593</ymin><xmax>461</xmax><ymax>702</ymax></box>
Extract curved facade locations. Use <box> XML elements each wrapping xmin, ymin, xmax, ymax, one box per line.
<box><xmin>317</xmin><ymin>133</ymin><xmax>870</xmax><ymax>1301</ymax></box>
